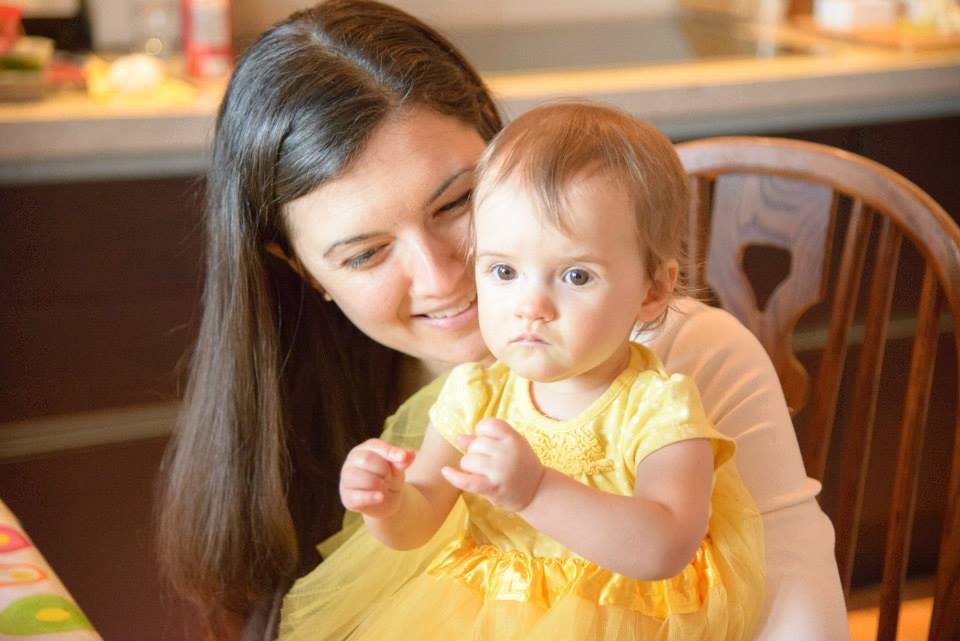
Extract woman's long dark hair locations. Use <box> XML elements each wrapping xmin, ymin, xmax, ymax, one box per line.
<box><xmin>156</xmin><ymin>1</ymin><xmax>501</xmax><ymax>635</ymax></box>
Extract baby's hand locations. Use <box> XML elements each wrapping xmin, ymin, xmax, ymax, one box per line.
<box><xmin>441</xmin><ymin>418</ymin><xmax>544</xmax><ymax>512</ymax></box>
<box><xmin>339</xmin><ymin>439</ymin><xmax>415</xmax><ymax>519</ymax></box>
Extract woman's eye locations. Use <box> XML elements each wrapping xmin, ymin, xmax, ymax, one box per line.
<box><xmin>345</xmin><ymin>247</ymin><xmax>379</xmax><ymax>269</ymax></box>
<box><xmin>437</xmin><ymin>189</ymin><xmax>473</xmax><ymax>215</ymax></box>
<box><xmin>492</xmin><ymin>263</ymin><xmax>517</xmax><ymax>281</ymax></box>
<box><xmin>562</xmin><ymin>268</ymin><xmax>591</xmax><ymax>286</ymax></box>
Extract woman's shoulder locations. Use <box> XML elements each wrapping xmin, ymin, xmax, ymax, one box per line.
<box><xmin>662</xmin><ymin>297</ymin><xmax>754</xmax><ymax>342</ymax></box>
<box><xmin>641</xmin><ymin>297</ymin><xmax>774</xmax><ymax>377</ymax></box>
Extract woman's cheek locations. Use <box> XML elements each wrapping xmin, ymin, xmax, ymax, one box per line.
<box><xmin>342</xmin><ymin>276</ymin><xmax>406</xmax><ymax>321</ymax></box>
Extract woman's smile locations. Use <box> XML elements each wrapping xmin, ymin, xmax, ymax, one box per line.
<box><xmin>414</xmin><ymin>292</ymin><xmax>478</xmax><ymax>327</ymax></box>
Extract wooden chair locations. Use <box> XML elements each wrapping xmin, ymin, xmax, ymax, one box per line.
<box><xmin>675</xmin><ymin>137</ymin><xmax>960</xmax><ymax>641</ymax></box>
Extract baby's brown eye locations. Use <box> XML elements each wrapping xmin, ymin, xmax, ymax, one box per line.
<box><xmin>493</xmin><ymin>264</ymin><xmax>517</xmax><ymax>281</ymax></box>
<box><xmin>563</xmin><ymin>269</ymin><xmax>591</xmax><ymax>286</ymax></box>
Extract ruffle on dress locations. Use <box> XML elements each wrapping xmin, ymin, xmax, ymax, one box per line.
<box><xmin>426</xmin><ymin>536</ymin><xmax>720</xmax><ymax>617</ymax></box>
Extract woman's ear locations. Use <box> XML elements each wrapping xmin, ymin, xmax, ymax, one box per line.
<box><xmin>264</xmin><ymin>241</ymin><xmax>298</xmax><ymax>270</ymax></box>
<box><xmin>263</xmin><ymin>241</ymin><xmax>309</xmax><ymax>280</ymax></box>
<box><xmin>637</xmin><ymin>259</ymin><xmax>678</xmax><ymax>323</ymax></box>
<box><xmin>264</xmin><ymin>242</ymin><xmax>332</xmax><ymax>301</ymax></box>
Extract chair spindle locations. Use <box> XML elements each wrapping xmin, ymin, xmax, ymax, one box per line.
<box><xmin>835</xmin><ymin>217</ymin><xmax>902</xmax><ymax>596</ymax></box>
<box><xmin>802</xmin><ymin>200</ymin><xmax>873</xmax><ymax>481</ymax></box>
<box><xmin>876</xmin><ymin>266</ymin><xmax>941</xmax><ymax>641</ymax></box>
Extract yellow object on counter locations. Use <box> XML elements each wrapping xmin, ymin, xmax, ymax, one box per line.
<box><xmin>85</xmin><ymin>55</ymin><xmax>197</xmax><ymax>106</ymax></box>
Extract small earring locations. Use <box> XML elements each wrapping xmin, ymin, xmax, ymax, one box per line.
<box><xmin>322</xmin><ymin>292</ymin><xmax>333</xmax><ymax>303</ymax></box>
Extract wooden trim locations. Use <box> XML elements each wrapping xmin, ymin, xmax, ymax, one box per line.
<box><xmin>0</xmin><ymin>402</ymin><xmax>178</xmax><ymax>460</ymax></box>
<box><xmin>791</xmin><ymin>311</ymin><xmax>953</xmax><ymax>353</ymax></box>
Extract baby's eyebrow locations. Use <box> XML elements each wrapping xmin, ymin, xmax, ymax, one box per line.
<box><xmin>566</xmin><ymin>254</ymin><xmax>606</xmax><ymax>264</ymax></box>
<box><xmin>473</xmin><ymin>250</ymin><xmax>609</xmax><ymax>269</ymax></box>
<box><xmin>474</xmin><ymin>249</ymin><xmax>511</xmax><ymax>260</ymax></box>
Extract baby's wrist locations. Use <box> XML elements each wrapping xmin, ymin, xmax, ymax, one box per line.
<box><xmin>513</xmin><ymin>463</ymin><xmax>547</xmax><ymax>513</ymax></box>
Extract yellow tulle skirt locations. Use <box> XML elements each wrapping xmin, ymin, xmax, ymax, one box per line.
<box><xmin>278</xmin><ymin>466</ymin><xmax>763</xmax><ymax>641</ymax></box>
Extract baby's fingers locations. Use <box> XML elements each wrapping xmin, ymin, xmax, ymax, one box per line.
<box><xmin>360</xmin><ymin>438</ymin><xmax>412</xmax><ymax>462</ymax></box>
<box><xmin>347</xmin><ymin>443</ymin><xmax>412</xmax><ymax>476</ymax></box>
<box><xmin>459</xmin><ymin>452</ymin><xmax>491</xmax><ymax>476</ymax></box>
<box><xmin>341</xmin><ymin>488</ymin><xmax>387</xmax><ymax>511</ymax></box>
<box><xmin>455</xmin><ymin>434</ymin><xmax>476</xmax><ymax>451</ymax></box>
<box><xmin>371</xmin><ymin>442</ymin><xmax>415</xmax><ymax>468</ymax></box>
<box><xmin>475</xmin><ymin>418</ymin><xmax>515</xmax><ymax>439</ymax></box>
<box><xmin>441</xmin><ymin>466</ymin><xmax>494</xmax><ymax>495</ymax></box>
<box><xmin>389</xmin><ymin>448</ymin><xmax>415</xmax><ymax>472</ymax></box>
<box><xmin>341</xmin><ymin>466</ymin><xmax>389</xmax><ymax>493</ymax></box>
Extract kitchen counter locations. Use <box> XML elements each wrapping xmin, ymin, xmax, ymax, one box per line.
<box><xmin>2</xmin><ymin>17</ymin><xmax>959</xmax><ymax>184</ymax></box>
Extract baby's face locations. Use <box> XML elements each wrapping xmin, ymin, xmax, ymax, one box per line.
<box><xmin>473</xmin><ymin>171</ymin><xmax>662</xmax><ymax>384</ymax></box>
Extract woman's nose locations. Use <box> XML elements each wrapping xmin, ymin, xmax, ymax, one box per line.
<box><xmin>405</xmin><ymin>233</ymin><xmax>466</xmax><ymax>298</ymax></box>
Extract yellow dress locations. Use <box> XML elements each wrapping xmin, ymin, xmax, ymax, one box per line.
<box><xmin>279</xmin><ymin>344</ymin><xmax>764</xmax><ymax>641</ymax></box>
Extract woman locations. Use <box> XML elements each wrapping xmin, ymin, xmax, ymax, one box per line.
<box><xmin>157</xmin><ymin>2</ymin><xmax>848</xmax><ymax>640</ymax></box>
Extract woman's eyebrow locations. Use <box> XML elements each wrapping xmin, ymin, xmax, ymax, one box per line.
<box><xmin>322</xmin><ymin>232</ymin><xmax>381</xmax><ymax>259</ymax></box>
<box><xmin>322</xmin><ymin>167</ymin><xmax>474</xmax><ymax>259</ymax></box>
<box><xmin>423</xmin><ymin>167</ymin><xmax>472</xmax><ymax>208</ymax></box>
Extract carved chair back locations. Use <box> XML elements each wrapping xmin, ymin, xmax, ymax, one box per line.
<box><xmin>676</xmin><ymin>136</ymin><xmax>960</xmax><ymax>641</ymax></box>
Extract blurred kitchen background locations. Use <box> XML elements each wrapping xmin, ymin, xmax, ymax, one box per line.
<box><xmin>1</xmin><ymin>0</ymin><xmax>958</xmax><ymax>639</ymax></box>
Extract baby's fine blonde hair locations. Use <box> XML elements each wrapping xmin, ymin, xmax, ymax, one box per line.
<box><xmin>473</xmin><ymin>101</ymin><xmax>690</xmax><ymax>296</ymax></box>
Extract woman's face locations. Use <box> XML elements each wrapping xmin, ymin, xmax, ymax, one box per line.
<box><xmin>284</xmin><ymin>108</ymin><xmax>489</xmax><ymax>373</ymax></box>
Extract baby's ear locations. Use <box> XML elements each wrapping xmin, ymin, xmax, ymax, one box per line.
<box><xmin>637</xmin><ymin>259</ymin><xmax>678</xmax><ymax>323</ymax></box>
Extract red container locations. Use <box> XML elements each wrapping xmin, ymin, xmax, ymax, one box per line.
<box><xmin>0</xmin><ymin>4</ymin><xmax>24</xmax><ymax>54</ymax></box>
<box><xmin>181</xmin><ymin>0</ymin><xmax>232</xmax><ymax>78</ymax></box>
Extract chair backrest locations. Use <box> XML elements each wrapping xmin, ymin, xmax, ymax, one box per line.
<box><xmin>675</xmin><ymin>137</ymin><xmax>960</xmax><ymax>641</ymax></box>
